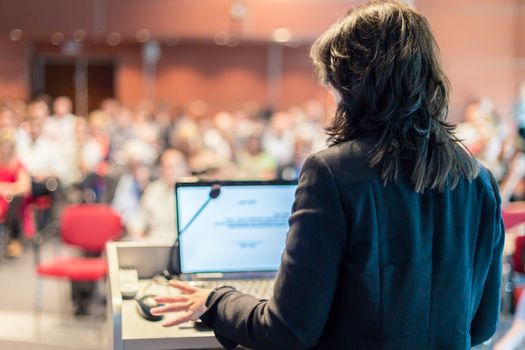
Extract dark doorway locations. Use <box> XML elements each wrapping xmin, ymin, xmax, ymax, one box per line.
<box><xmin>87</xmin><ymin>61</ymin><xmax>115</xmax><ymax>112</ymax></box>
<box><xmin>34</xmin><ymin>58</ymin><xmax>115</xmax><ymax>116</ymax></box>
<box><xmin>43</xmin><ymin>61</ymin><xmax>76</xmax><ymax>110</ymax></box>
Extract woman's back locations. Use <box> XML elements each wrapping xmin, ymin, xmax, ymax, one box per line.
<box><xmin>198</xmin><ymin>135</ymin><xmax>503</xmax><ymax>350</ymax></box>
<box><xmin>311</xmin><ymin>134</ymin><xmax>503</xmax><ymax>349</ymax></box>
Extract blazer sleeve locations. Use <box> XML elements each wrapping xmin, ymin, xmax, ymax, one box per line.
<box><xmin>470</xmin><ymin>173</ymin><xmax>505</xmax><ymax>346</ymax></box>
<box><xmin>200</xmin><ymin>153</ymin><xmax>349</xmax><ymax>350</ymax></box>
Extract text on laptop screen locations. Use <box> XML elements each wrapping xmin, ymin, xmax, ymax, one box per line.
<box><xmin>177</xmin><ymin>183</ymin><xmax>297</xmax><ymax>273</ymax></box>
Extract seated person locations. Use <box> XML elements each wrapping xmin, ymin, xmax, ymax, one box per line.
<box><xmin>236</xmin><ymin>133</ymin><xmax>277</xmax><ymax>180</ymax></box>
<box><xmin>43</xmin><ymin>96</ymin><xmax>77</xmax><ymax>145</ymax></box>
<box><xmin>0</xmin><ymin>129</ymin><xmax>31</xmax><ymax>257</ymax></box>
<box><xmin>17</xmin><ymin>114</ymin><xmax>66</xmax><ymax>197</ymax></box>
<box><xmin>111</xmin><ymin>157</ymin><xmax>151</xmax><ymax>236</ymax></box>
<box><xmin>134</xmin><ymin>149</ymin><xmax>191</xmax><ymax>242</ymax></box>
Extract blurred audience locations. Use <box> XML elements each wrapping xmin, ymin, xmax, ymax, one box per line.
<box><xmin>3</xmin><ymin>91</ymin><xmax>525</xmax><ymax>231</ymax></box>
<box><xmin>9</xmin><ymin>90</ymin><xmax>525</xmax><ymax>255</ymax></box>
<box><xmin>3</xmin><ymin>84</ymin><xmax>525</xmax><ymax>331</ymax></box>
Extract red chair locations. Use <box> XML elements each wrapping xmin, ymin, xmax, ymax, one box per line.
<box><xmin>512</xmin><ymin>238</ymin><xmax>525</xmax><ymax>312</ymax></box>
<box><xmin>503</xmin><ymin>209</ymin><xmax>525</xmax><ymax>275</ymax></box>
<box><xmin>503</xmin><ymin>209</ymin><xmax>525</xmax><ymax>232</ymax></box>
<box><xmin>34</xmin><ymin>204</ymin><xmax>122</xmax><ymax>316</ymax></box>
<box><xmin>503</xmin><ymin>209</ymin><xmax>525</xmax><ymax>310</ymax></box>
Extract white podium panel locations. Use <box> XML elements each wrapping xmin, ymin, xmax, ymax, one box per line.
<box><xmin>106</xmin><ymin>242</ymin><xmax>221</xmax><ymax>350</ymax></box>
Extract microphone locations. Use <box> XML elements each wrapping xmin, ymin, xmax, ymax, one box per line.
<box><xmin>178</xmin><ymin>184</ymin><xmax>221</xmax><ymax>236</ymax></box>
<box><xmin>209</xmin><ymin>184</ymin><xmax>221</xmax><ymax>200</ymax></box>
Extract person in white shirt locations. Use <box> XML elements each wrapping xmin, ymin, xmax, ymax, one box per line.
<box><xmin>17</xmin><ymin>117</ymin><xmax>67</xmax><ymax>184</ymax></box>
<box><xmin>43</xmin><ymin>96</ymin><xmax>76</xmax><ymax>144</ymax></box>
<box><xmin>137</xmin><ymin>149</ymin><xmax>190</xmax><ymax>242</ymax></box>
<box><xmin>42</xmin><ymin>96</ymin><xmax>77</xmax><ymax>185</ymax></box>
<box><xmin>262</xmin><ymin>112</ymin><xmax>294</xmax><ymax>168</ymax></box>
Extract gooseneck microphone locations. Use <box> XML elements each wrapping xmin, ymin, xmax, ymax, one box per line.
<box><xmin>169</xmin><ymin>184</ymin><xmax>222</xmax><ymax>274</ymax></box>
<box><xmin>178</xmin><ymin>184</ymin><xmax>221</xmax><ymax>236</ymax></box>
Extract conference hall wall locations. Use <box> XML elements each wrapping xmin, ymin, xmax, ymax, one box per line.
<box><xmin>0</xmin><ymin>0</ymin><xmax>522</xmax><ymax>121</ymax></box>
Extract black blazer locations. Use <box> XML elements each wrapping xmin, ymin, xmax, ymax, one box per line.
<box><xmin>201</xmin><ymin>134</ymin><xmax>504</xmax><ymax>350</ymax></box>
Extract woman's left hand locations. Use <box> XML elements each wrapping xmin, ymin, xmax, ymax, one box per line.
<box><xmin>150</xmin><ymin>280</ymin><xmax>212</xmax><ymax>327</ymax></box>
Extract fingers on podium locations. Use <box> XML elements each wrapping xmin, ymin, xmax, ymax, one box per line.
<box><xmin>150</xmin><ymin>301</ymin><xmax>192</xmax><ymax>315</ymax></box>
<box><xmin>154</xmin><ymin>295</ymin><xmax>187</xmax><ymax>304</ymax></box>
<box><xmin>162</xmin><ymin>311</ymin><xmax>194</xmax><ymax>327</ymax></box>
<box><xmin>169</xmin><ymin>280</ymin><xmax>199</xmax><ymax>293</ymax></box>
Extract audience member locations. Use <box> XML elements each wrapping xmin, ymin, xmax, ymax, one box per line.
<box><xmin>171</xmin><ymin>121</ymin><xmax>222</xmax><ymax>175</ymax></box>
<box><xmin>42</xmin><ymin>96</ymin><xmax>78</xmax><ymax>186</ymax></box>
<box><xmin>111</xmin><ymin>154</ymin><xmax>152</xmax><ymax>236</ymax></box>
<box><xmin>108</xmin><ymin>106</ymin><xmax>136</xmax><ymax>165</ymax></box>
<box><xmin>135</xmin><ymin>149</ymin><xmax>191</xmax><ymax>242</ymax></box>
<box><xmin>513</xmin><ymin>81</ymin><xmax>525</xmax><ymax>141</ymax></box>
<box><xmin>74</xmin><ymin>115</ymin><xmax>107</xmax><ymax>201</ymax></box>
<box><xmin>455</xmin><ymin>98</ymin><xmax>509</xmax><ymax>179</ymax></box>
<box><xmin>17</xmin><ymin>114</ymin><xmax>65</xmax><ymax>197</ymax></box>
<box><xmin>43</xmin><ymin>96</ymin><xmax>77</xmax><ymax>144</ymax></box>
<box><xmin>0</xmin><ymin>129</ymin><xmax>31</xmax><ymax>257</ymax></box>
<box><xmin>263</xmin><ymin>112</ymin><xmax>294</xmax><ymax>168</ymax></box>
<box><xmin>237</xmin><ymin>133</ymin><xmax>277</xmax><ymax>180</ymax></box>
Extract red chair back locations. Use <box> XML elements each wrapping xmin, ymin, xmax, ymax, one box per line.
<box><xmin>502</xmin><ymin>209</ymin><xmax>525</xmax><ymax>230</ymax></box>
<box><xmin>513</xmin><ymin>236</ymin><xmax>525</xmax><ymax>274</ymax></box>
<box><xmin>61</xmin><ymin>204</ymin><xmax>122</xmax><ymax>253</ymax></box>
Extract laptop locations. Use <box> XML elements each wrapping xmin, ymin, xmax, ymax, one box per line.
<box><xmin>172</xmin><ymin>180</ymin><xmax>297</xmax><ymax>299</ymax></box>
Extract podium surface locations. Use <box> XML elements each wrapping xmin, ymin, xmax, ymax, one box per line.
<box><xmin>106</xmin><ymin>241</ymin><xmax>221</xmax><ymax>350</ymax></box>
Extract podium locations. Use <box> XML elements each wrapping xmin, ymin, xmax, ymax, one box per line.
<box><xmin>106</xmin><ymin>241</ymin><xmax>222</xmax><ymax>350</ymax></box>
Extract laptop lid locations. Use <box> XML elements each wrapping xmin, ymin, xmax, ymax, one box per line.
<box><xmin>174</xmin><ymin>180</ymin><xmax>297</xmax><ymax>278</ymax></box>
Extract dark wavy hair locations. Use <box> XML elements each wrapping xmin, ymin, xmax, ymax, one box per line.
<box><xmin>310</xmin><ymin>0</ymin><xmax>478</xmax><ymax>193</ymax></box>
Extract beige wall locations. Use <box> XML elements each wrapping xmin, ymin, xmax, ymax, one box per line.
<box><xmin>419</xmin><ymin>0</ymin><xmax>521</xmax><ymax>121</ymax></box>
<box><xmin>0</xmin><ymin>0</ymin><xmax>356</xmax><ymax>41</ymax></box>
<box><xmin>155</xmin><ymin>44</ymin><xmax>268</xmax><ymax>111</ymax></box>
<box><xmin>0</xmin><ymin>41</ymin><xmax>29</xmax><ymax>99</ymax></box>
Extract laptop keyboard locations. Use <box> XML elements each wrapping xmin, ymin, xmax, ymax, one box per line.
<box><xmin>189</xmin><ymin>279</ymin><xmax>275</xmax><ymax>300</ymax></box>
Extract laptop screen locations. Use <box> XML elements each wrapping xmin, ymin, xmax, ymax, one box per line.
<box><xmin>176</xmin><ymin>180</ymin><xmax>297</xmax><ymax>274</ymax></box>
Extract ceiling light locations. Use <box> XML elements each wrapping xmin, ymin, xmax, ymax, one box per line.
<box><xmin>272</xmin><ymin>28</ymin><xmax>291</xmax><ymax>43</ymax></box>
<box><xmin>51</xmin><ymin>32</ymin><xmax>65</xmax><ymax>46</ymax></box>
<box><xmin>136</xmin><ymin>29</ymin><xmax>151</xmax><ymax>43</ymax></box>
<box><xmin>230</xmin><ymin>0</ymin><xmax>248</xmax><ymax>20</ymax></box>
<box><xmin>73</xmin><ymin>29</ymin><xmax>87</xmax><ymax>42</ymax></box>
<box><xmin>9</xmin><ymin>29</ymin><xmax>23</xmax><ymax>41</ymax></box>
<box><xmin>107</xmin><ymin>32</ymin><xmax>123</xmax><ymax>46</ymax></box>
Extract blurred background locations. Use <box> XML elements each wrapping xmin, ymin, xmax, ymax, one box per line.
<box><xmin>1</xmin><ymin>0</ymin><xmax>524</xmax><ymax>119</ymax></box>
<box><xmin>1</xmin><ymin>0</ymin><xmax>525</xmax><ymax>349</ymax></box>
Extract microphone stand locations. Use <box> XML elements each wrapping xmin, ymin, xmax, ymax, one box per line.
<box><xmin>168</xmin><ymin>184</ymin><xmax>221</xmax><ymax>275</ymax></box>
<box><xmin>178</xmin><ymin>197</ymin><xmax>213</xmax><ymax>236</ymax></box>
